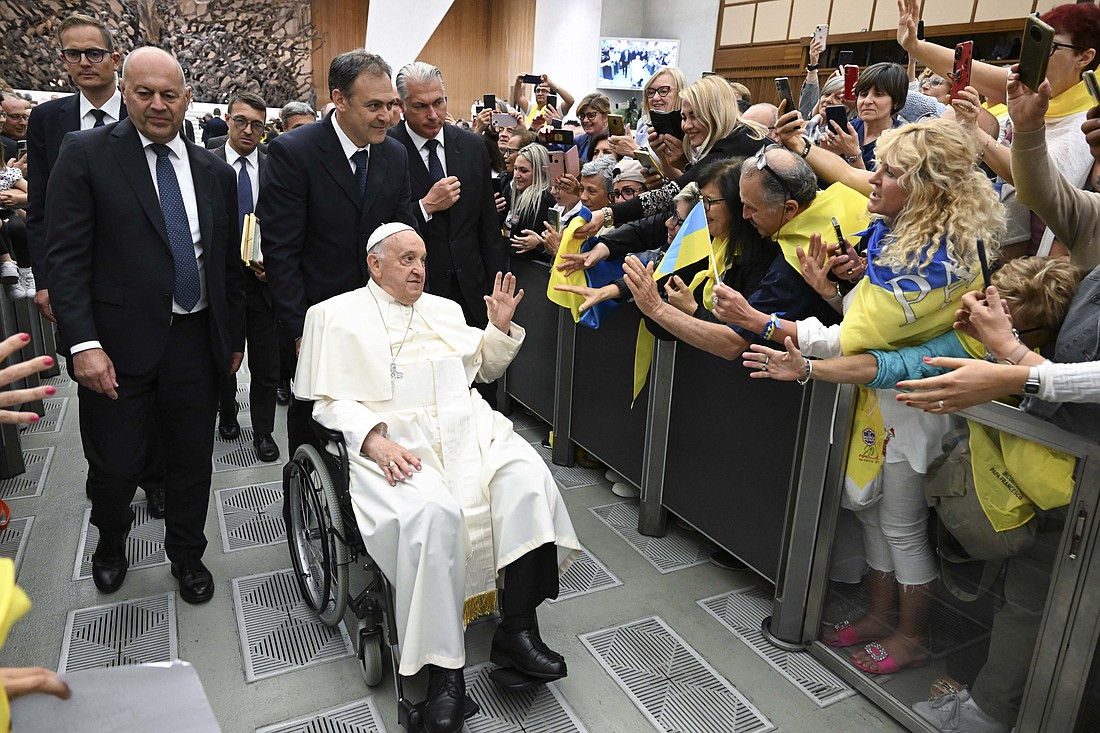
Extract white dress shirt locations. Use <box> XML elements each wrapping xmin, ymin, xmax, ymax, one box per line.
<box><xmin>78</xmin><ymin>90</ymin><xmax>123</xmax><ymax>130</ymax></box>
<box><xmin>224</xmin><ymin>145</ymin><xmax>260</xmax><ymax>212</ymax></box>
<box><xmin>406</xmin><ymin>126</ymin><xmax>447</xmax><ymax>222</ymax></box>
<box><xmin>332</xmin><ymin>113</ymin><xmax>371</xmax><ymax>173</ymax></box>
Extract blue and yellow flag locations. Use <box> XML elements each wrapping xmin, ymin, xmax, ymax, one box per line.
<box><xmin>655</xmin><ymin>200</ymin><xmax>710</xmax><ymax>277</ymax></box>
<box><xmin>546</xmin><ymin>207</ymin><xmax>624</xmax><ymax>328</ymax></box>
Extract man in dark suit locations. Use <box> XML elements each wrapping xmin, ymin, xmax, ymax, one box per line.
<box><xmin>213</xmin><ymin>91</ymin><xmax>279</xmax><ymax>463</ymax></box>
<box><xmin>202</xmin><ymin>107</ymin><xmax>227</xmax><ymax>146</ymax></box>
<box><xmin>44</xmin><ymin>47</ymin><xmax>245</xmax><ymax>604</ymax></box>
<box><xmin>258</xmin><ymin>49</ymin><xmax>417</xmax><ymax>454</ymax></box>
<box><xmin>389</xmin><ymin>62</ymin><xmax>503</xmax><ymax>328</ymax></box>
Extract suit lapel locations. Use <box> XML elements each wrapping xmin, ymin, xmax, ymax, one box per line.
<box><xmin>109</xmin><ymin>119</ymin><xmax>169</xmax><ymax>247</ymax></box>
<box><xmin>60</xmin><ymin>95</ymin><xmax>81</xmax><ymax>134</ymax></box>
<box><xmin>186</xmin><ymin>141</ymin><xmax>216</xmax><ymax>262</ymax></box>
<box><xmin>318</xmin><ymin>117</ymin><xmax>363</xmax><ymax>210</ymax></box>
<box><xmin>397</xmin><ymin>123</ymin><xmax>432</xmax><ymax>193</ymax></box>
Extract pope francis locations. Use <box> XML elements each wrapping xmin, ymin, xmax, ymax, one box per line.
<box><xmin>294</xmin><ymin>223</ymin><xmax>580</xmax><ymax>733</ymax></box>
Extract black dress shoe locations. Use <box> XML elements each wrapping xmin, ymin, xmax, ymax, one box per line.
<box><xmin>490</xmin><ymin>626</ymin><xmax>567</xmax><ymax>680</ymax></box>
<box><xmin>275</xmin><ymin>381</ymin><xmax>291</xmax><ymax>406</ymax></box>
<box><xmin>218</xmin><ymin>413</ymin><xmax>240</xmax><ymax>441</ymax></box>
<box><xmin>423</xmin><ymin>665</ymin><xmax>466</xmax><ymax>733</ymax></box>
<box><xmin>171</xmin><ymin>557</ymin><xmax>214</xmax><ymax>604</ymax></box>
<box><xmin>91</xmin><ymin>532</ymin><xmax>129</xmax><ymax>593</ymax></box>
<box><xmin>253</xmin><ymin>434</ymin><xmax>280</xmax><ymax>462</ymax></box>
<box><xmin>144</xmin><ymin>484</ymin><xmax>166</xmax><ymax>519</ymax></box>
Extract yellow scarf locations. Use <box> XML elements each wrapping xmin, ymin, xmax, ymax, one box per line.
<box><xmin>1045</xmin><ymin>79</ymin><xmax>1094</xmax><ymax>119</ymax></box>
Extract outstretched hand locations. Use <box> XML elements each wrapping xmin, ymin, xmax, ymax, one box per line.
<box><xmin>0</xmin><ymin>667</ymin><xmax>71</xmax><ymax>701</ymax></box>
<box><xmin>742</xmin><ymin>337</ymin><xmax>807</xmax><ymax>381</ymax></box>
<box><xmin>0</xmin><ymin>333</ymin><xmax>57</xmax><ymax>423</ymax></box>
<box><xmin>621</xmin><ymin>255</ymin><xmax>663</xmax><ymax>317</ymax></box>
<box><xmin>485</xmin><ymin>271</ymin><xmax>525</xmax><ymax>332</ymax></box>
<box><xmin>896</xmin><ymin>0</ymin><xmax>920</xmax><ymax>53</ymax></box>
<box><xmin>895</xmin><ymin>357</ymin><xmax>1026</xmax><ymax>412</ymax></box>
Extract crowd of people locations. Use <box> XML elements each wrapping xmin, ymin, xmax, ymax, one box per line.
<box><xmin>3</xmin><ymin>3</ymin><xmax>1100</xmax><ymax>732</ymax></box>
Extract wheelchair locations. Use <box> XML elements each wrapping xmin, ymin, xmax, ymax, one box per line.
<box><xmin>282</xmin><ymin>424</ymin><xmax>481</xmax><ymax>732</ymax></box>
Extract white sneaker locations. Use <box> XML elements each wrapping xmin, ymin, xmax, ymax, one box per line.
<box><xmin>611</xmin><ymin>481</ymin><xmax>640</xmax><ymax>498</ymax></box>
<box><xmin>17</xmin><ymin>268</ymin><xmax>34</xmax><ymax>298</ymax></box>
<box><xmin>5</xmin><ymin>280</ymin><xmax>25</xmax><ymax>300</ymax></box>
<box><xmin>912</xmin><ymin>690</ymin><xmax>1011</xmax><ymax>733</ymax></box>
<box><xmin>0</xmin><ymin>261</ymin><xmax>16</xmax><ymax>284</ymax></box>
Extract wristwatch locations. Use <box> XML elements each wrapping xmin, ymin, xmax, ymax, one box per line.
<box><xmin>806</xmin><ymin>64</ymin><xmax>819</xmax><ymax>71</ymax></box>
<box><xmin>1024</xmin><ymin>365</ymin><xmax>1041</xmax><ymax>395</ymax></box>
<box><xmin>602</xmin><ymin>207</ymin><xmax>614</xmax><ymax>228</ymax></box>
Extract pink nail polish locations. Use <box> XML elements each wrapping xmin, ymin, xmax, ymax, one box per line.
<box><xmin>43</xmin><ymin>356</ymin><xmax>55</xmax><ymax>367</ymax></box>
<box><xmin>45</xmin><ymin>386</ymin><xmax>56</xmax><ymax>395</ymax></box>
<box><xmin>29</xmin><ymin>415</ymin><xmax>39</xmax><ymax>422</ymax></box>
<box><xmin>19</xmin><ymin>333</ymin><xmax>29</xmax><ymax>342</ymax></box>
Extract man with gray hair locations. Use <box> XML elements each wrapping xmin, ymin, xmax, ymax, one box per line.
<box><xmin>296</xmin><ymin>223</ymin><xmax>579</xmax><ymax>733</ymax></box>
<box><xmin>259</xmin><ymin>49</ymin><xmax>417</xmax><ymax>455</ymax></box>
<box><xmin>388</xmin><ymin>61</ymin><xmax>504</xmax><ymax>329</ymax></box>
<box><xmin>279</xmin><ymin>101</ymin><xmax>315</xmax><ymax>132</ymax></box>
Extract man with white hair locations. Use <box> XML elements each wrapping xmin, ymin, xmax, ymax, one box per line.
<box><xmin>295</xmin><ymin>223</ymin><xmax>579</xmax><ymax>733</ymax></box>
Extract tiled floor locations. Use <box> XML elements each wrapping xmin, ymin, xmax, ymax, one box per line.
<box><xmin>1</xmin><ymin>366</ymin><xmax>906</xmax><ymax>732</ymax></box>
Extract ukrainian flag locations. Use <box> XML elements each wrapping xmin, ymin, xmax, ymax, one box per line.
<box><xmin>546</xmin><ymin>208</ymin><xmax>624</xmax><ymax>328</ymax></box>
<box><xmin>654</xmin><ymin>200</ymin><xmax>710</xmax><ymax>277</ymax></box>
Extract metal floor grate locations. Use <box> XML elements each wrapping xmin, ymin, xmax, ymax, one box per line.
<box><xmin>19</xmin><ymin>396</ymin><xmax>69</xmax><ymax>435</ymax></box>
<box><xmin>0</xmin><ymin>516</ymin><xmax>33</xmax><ymax>579</ymax></box>
<box><xmin>550</xmin><ymin>544</ymin><xmax>622</xmax><ymax>603</ymax></box>
<box><xmin>59</xmin><ymin>592</ymin><xmax>177</xmax><ymax>672</ymax></box>
<box><xmin>505</xmin><ymin>409</ymin><xmax>545</xmax><ymax>431</ymax></box>
<box><xmin>529</xmin><ymin>442</ymin><xmax>606</xmax><ymax>489</ymax></box>
<box><xmin>232</xmin><ymin>568</ymin><xmax>354</xmax><ymax>682</ymax></box>
<box><xmin>74</xmin><ymin>501</ymin><xmax>166</xmax><ymax>580</ymax></box>
<box><xmin>580</xmin><ymin>615</ymin><xmax>774</xmax><ymax>733</ymax></box>
<box><xmin>699</xmin><ymin>588</ymin><xmax>856</xmax><ymax>708</ymax></box>
<box><xmin>215</xmin><ymin>481</ymin><xmax>287</xmax><ymax>553</ymax></box>
<box><xmin>0</xmin><ymin>447</ymin><xmax>54</xmax><ymax>500</ymax></box>
<box><xmin>590</xmin><ymin>501</ymin><xmax>714</xmax><ymax>573</ymax></box>
<box><xmin>255</xmin><ymin>697</ymin><xmax>387</xmax><ymax>733</ymax></box>
<box><xmin>465</xmin><ymin>660</ymin><xmax>588</xmax><ymax>732</ymax></box>
<box><xmin>213</xmin><ymin>421</ymin><xmax>280</xmax><ymax>473</ymax></box>
<box><xmin>230</xmin><ymin>381</ymin><xmax>252</xmax><ymax>414</ymax></box>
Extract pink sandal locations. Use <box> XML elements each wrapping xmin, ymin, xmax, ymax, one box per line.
<box><xmin>851</xmin><ymin>641</ymin><xmax>929</xmax><ymax>675</ymax></box>
<box><xmin>821</xmin><ymin>620</ymin><xmax>871</xmax><ymax>648</ymax></box>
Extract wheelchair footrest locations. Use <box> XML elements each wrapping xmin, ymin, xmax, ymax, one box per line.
<box><xmin>488</xmin><ymin>666</ymin><xmax>562</xmax><ymax>690</ymax></box>
<box><xmin>400</xmin><ymin>694</ymin><xmax>481</xmax><ymax>732</ymax></box>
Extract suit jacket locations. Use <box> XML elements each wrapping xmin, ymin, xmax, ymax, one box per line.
<box><xmin>43</xmin><ymin>119</ymin><xmax>245</xmax><ymax>375</ymax></box>
<box><xmin>207</xmin><ymin>134</ymin><xmax>267</xmax><ymax>154</ymax></box>
<box><xmin>26</xmin><ymin>93</ymin><xmax>129</xmax><ymax>288</ymax></box>
<box><xmin>0</xmin><ymin>135</ymin><xmax>15</xmax><ymax>163</ymax></box>
<box><xmin>202</xmin><ymin>116</ymin><xmax>228</xmax><ymax>144</ymax></box>
<box><xmin>257</xmin><ymin>114</ymin><xmax>417</xmax><ymax>341</ymax></box>
<box><xmin>214</xmin><ymin>142</ymin><xmax>271</xmax><ymax>306</ymax></box>
<box><xmin>388</xmin><ymin>122</ymin><xmax>503</xmax><ymax>320</ymax></box>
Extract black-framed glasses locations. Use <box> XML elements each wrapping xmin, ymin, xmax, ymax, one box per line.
<box><xmin>580</xmin><ymin>111</ymin><xmax>602</xmax><ymax>121</ymax></box>
<box><xmin>610</xmin><ymin>186</ymin><xmax>640</xmax><ymax>201</ymax></box>
<box><xmin>230</xmin><ymin>116</ymin><xmax>266</xmax><ymax>134</ymax></box>
<box><xmin>61</xmin><ymin>47</ymin><xmax>110</xmax><ymax>64</ymax></box>
<box><xmin>645</xmin><ymin>85</ymin><xmax>672</xmax><ymax>99</ymax></box>
<box><xmin>755</xmin><ymin>147</ymin><xmax>791</xmax><ymax>203</ymax></box>
<box><xmin>701</xmin><ymin>195</ymin><xmax>726</xmax><ymax>211</ymax></box>
<box><xmin>1051</xmin><ymin>41</ymin><xmax>1084</xmax><ymax>56</ymax></box>
<box><xmin>668</xmin><ymin>209</ymin><xmax>686</xmax><ymax>226</ymax></box>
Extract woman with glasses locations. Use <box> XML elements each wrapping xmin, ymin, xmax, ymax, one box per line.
<box><xmin>506</xmin><ymin>143</ymin><xmax>556</xmax><ymax>261</ymax></box>
<box><xmin>609</xmin><ymin>66</ymin><xmax>688</xmax><ymax>157</ymax></box>
<box><xmin>573</xmin><ymin>93</ymin><xmax>611</xmax><ymax>162</ymax></box>
<box><xmin>820</xmin><ymin>62</ymin><xmax>908</xmax><ymax>171</ymax></box>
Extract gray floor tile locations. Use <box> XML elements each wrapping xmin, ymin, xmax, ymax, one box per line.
<box><xmin>590</xmin><ymin>500</ymin><xmax>715</xmax><ymax>573</ymax></box>
<box><xmin>215</xmin><ymin>481</ymin><xmax>286</xmax><ymax>553</ymax></box>
<box><xmin>0</xmin><ymin>447</ymin><xmax>53</xmax><ymax>500</ymax></box>
<box><xmin>580</xmin><ymin>615</ymin><xmax>775</xmax><ymax>733</ymax></box>
<box><xmin>530</xmin><ymin>442</ymin><xmax>605</xmax><ymax>489</ymax></box>
<box><xmin>213</xmin><ymin>416</ymin><xmax>282</xmax><ymax>474</ymax></box>
<box><xmin>255</xmin><ymin>697</ymin><xmax>387</xmax><ymax>733</ymax></box>
<box><xmin>465</xmin><ymin>660</ymin><xmax>588</xmax><ymax>732</ymax></box>
<box><xmin>59</xmin><ymin>592</ymin><xmax>177</xmax><ymax>672</ymax></box>
<box><xmin>19</xmin><ymin>396</ymin><xmax>69</xmax><ymax>435</ymax></box>
<box><xmin>231</xmin><ymin>568</ymin><xmax>354</xmax><ymax>682</ymax></box>
<box><xmin>0</xmin><ymin>515</ymin><xmax>33</xmax><ymax>579</ymax></box>
<box><xmin>550</xmin><ymin>544</ymin><xmax>622</xmax><ymax>603</ymax></box>
<box><xmin>74</xmin><ymin>501</ymin><xmax>166</xmax><ymax>580</ymax></box>
<box><xmin>699</xmin><ymin>588</ymin><xmax>856</xmax><ymax>708</ymax></box>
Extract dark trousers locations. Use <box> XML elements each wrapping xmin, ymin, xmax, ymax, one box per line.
<box><xmin>502</xmin><ymin>542</ymin><xmax>560</xmax><ymax>630</ymax></box>
<box><xmin>220</xmin><ymin>271</ymin><xmax>278</xmax><ymax>436</ymax></box>
<box><xmin>80</xmin><ymin>311</ymin><xmax>218</xmax><ymax>560</ymax></box>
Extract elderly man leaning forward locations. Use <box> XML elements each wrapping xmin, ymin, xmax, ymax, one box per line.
<box><xmin>294</xmin><ymin>223</ymin><xmax>580</xmax><ymax>733</ymax></box>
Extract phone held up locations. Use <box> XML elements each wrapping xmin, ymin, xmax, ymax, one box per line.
<box><xmin>1018</xmin><ymin>14</ymin><xmax>1055</xmax><ymax>92</ymax></box>
<box><xmin>824</xmin><ymin>105</ymin><xmax>848</xmax><ymax>134</ymax></box>
<box><xmin>774</xmin><ymin>77</ymin><xmax>795</xmax><ymax>113</ymax></box>
<box><xmin>950</xmin><ymin>41</ymin><xmax>973</xmax><ymax>100</ymax></box>
<box><xmin>1085</xmin><ymin>69</ymin><xmax>1100</xmax><ymax>106</ymax></box>
<box><xmin>608</xmin><ymin>114</ymin><xmax>625</xmax><ymax>136</ymax></box>
<box><xmin>522</xmin><ymin>73</ymin><xmax>542</xmax><ymax>85</ymax></box>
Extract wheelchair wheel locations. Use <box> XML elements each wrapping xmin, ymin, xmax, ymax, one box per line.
<box><xmin>357</xmin><ymin>620</ymin><xmax>385</xmax><ymax>687</ymax></box>
<box><xmin>286</xmin><ymin>444</ymin><xmax>349</xmax><ymax>626</ymax></box>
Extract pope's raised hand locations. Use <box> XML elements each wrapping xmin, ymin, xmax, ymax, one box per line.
<box><xmin>485</xmin><ymin>271</ymin><xmax>525</xmax><ymax>333</ymax></box>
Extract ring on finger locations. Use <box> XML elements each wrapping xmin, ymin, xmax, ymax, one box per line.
<box><xmin>938</xmin><ymin>400</ymin><xmax>945</xmax><ymax>411</ymax></box>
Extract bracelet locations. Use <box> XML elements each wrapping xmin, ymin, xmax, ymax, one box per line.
<box><xmin>806</xmin><ymin>64</ymin><xmax>819</xmax><ymax>71</ymax></box>
<box><xmin>1002</xmin><ymin>343</ymin><xmax>1032</xmax><ymax>365</ymax></box>
<box><xmin>602</xmin><ymin>207</ymin><xmax>614</xmax><ymax>228</ymax></box>
<box><xmin>977</xmin><ymin>136</ymin><xmax>991</xmax><ymax>161</ymax></box>
<box><xmin>761</xmin><ymin>313</ymin><xmax>780</xmax><ymax>341</ymax></box>
<box><xmin>824</xmin><ymin>281</ymin><xmax>843</xmax><ymax>303</ymax></box>
<box><xmin>844</xmin><ymin>154</ymin><xmax>860</xmax><ymax>164</ymax></box>
<box><xmin>800</xmin><ymin>135</ymin><xmax>812</xmax><ymax>158</ymax></box>
<box><xmin>796</xmin><ymin>358</ymin><xmax>813</xmax><ymax>385</ymax></box>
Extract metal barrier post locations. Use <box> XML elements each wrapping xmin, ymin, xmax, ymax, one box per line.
<box><xmin>638</xmin><ymin>338</ymin><xmax>675</xmax><ymax>537</ymax></box>
<box><xmin>551</xmin><ymin>310</ymin><xmax>576</xmax><ymax>468</ymax></box>
<box><xmin>38</xmin><ymin>311</ymin><xmax>61</xmax><ymax>379</ymax></box>
<box><xmin>12</xmin><ymin>299</ymin><xmax>45</xmax><ymax>416</ymax></box>
<box><xmin>0</xmin><ymin>295</ymin><xmax>26</xmax><ymax>478</ymax></box>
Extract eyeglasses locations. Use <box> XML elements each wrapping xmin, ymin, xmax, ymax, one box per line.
<box><xmin>61</xmin><ymin>47</ymin><xmax>111</xmax><ymax>64</ymax></box>
<box><xmin>230</xmin><ymin>116</ymin><xmax>266</xmax><ymax>134</ymax></box>
<box><xmin>669</xmin><ymin>209</ymin><xmax>686</xmax><ymax>226</ymax></box>
<box><xmin>503</xmin><ymin>148</ymin><xmax>521</xmax><ymax>156</ymax></box>
<box><xmin>755</xmin><ymin>147</ymin><xmax>791</xmax><ymax>203</ymax></box>
<box><xmin>610</xmin><ymin>187</ymin><xmax>639</xmax><ymax>201</ymax></box>
<box><xmin>1051</xmin><ymin>41</ymin><xmax>1084</xmax><ymax>56</ymax></box>
<box><xmin>535</xmin><ymin>87</ymin><xmax>552</xmax><ymax>94</ymax></box>
<box><xmin>645</xmin><ymin>85</ymin><xmax>672</xmax><ymax>99</ymax></box>
<box><xmin>580</xmin><ymin>111</ymin><xmax>602</xmax><ymax>121</ymax></box>
<box><xmin>4</xmin><ymin>113</ymin><xmax>28</xmax><ymax>121</ymax></box>
<box><xmin>701</xmin><ymin>195</ymin><xmax>726</xmax><ymax>211</ymax></box>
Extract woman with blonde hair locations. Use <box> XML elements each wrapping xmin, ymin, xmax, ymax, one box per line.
<box><xmin>610</xmin><ymin>66</ymin><xmax>688</xmax><ymax>155</ymax></box>
<box><xmin>506</xmin><ymin>143</ymin><xmax>556</xmax><ymax>261</ymax></box>
<box><xmin>717</xmin><ymin>117</ymin><xmax>1006</xmax><ymax>676</ymax></box>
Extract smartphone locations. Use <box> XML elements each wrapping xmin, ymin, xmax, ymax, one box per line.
<box><xmin>608</xmin><ymin>114</ymin><xmax>625</xmax><ymax>136</ymax></box>
<box><xmin>482</xmin><ymin>94</ymin><xmax>496</xmax><ymax>111</ymax></box>
<box><xmin>831</xmin><ymin>217</ymin><xmax>845</xmax><ymax>247</ymax></box>
<box><xmin>950</xmin><ymin>41</ymin><xmax>973</xmax><ymax>100</ymax></box>
<box><xmin>551</xmin><ymin>118</ymin><xmax>562</xmax><ymax>129</ymax></box>
<box><xmin>1018</xmin><ymin>14</ymin><xmax>1055</xmax><ymax>93</ymax></box>
<box><xmin>632</xmin><ymin>148</ymin><xmax>664</xmax><ymax>178</ymax></box>
<box><xmin>491</xmin><ymin>112</ymin><xmax>520</xmax><ymax>128</ymax></box>
<box><xmin>15</xmin><ymin>140</ymin><xmax>27</xmax><ymax>159</ymax></box>
<box><xmin>774</xmin><ymin>77</ymin><xmax>795</xmax><ymax>113</ymax></box>
<box><xmin>547</xmin><ymin>151</ymin><xmax>566</xmax><ymax>183</ymax></box>
<box><xmin>547</xmin><ymin>208</ymin><xmax>562</xmax><ymax>232</ymax></box>
<box><xmin>1086</xmin><ymin>70</ymin><xmax>1100</xmax><ymax>106</ymax></box>
<box><xmin>491</xmin><ymin>176</ymin><xmax>503</xmax><ymax>196</ymax></box>
<box><xmin>824</xmin><ymin>105</ymin><xmax>848</xmax><ymax>133</ymax></box>
<box><xmin>917</xmin><ymin>20</ymin><xmax>925</xmax><ymax>41</ymax></box>
<box><xmin>838</xmin><ymin>50</ymin><xmax>854</xmax><ymax>68</ymax></box>
<box><xmin>813</xmin><ymin>24</ymin><xmax>829</xmax><ymax>49</ymax></box>
<box><xmin>548</xmin><ymin>129</ymin><xmax>574</xmax><ymax>146</ymax></box>
<box><xmin>976</xmin><ymin>237</ymin><xmax>991</xmax><ymax>289</ymax></box>
<box><xmin>546</xmin><ymin>93</ymin><xmax>558</xmax><ymax>109</ymax></box>
<box><xmin>649</xmin><ymin>109</ymin><xmax>683</xmax><ymax>138</ymax></box>
<box><xmin>522</xmin><ymin>73</ymin><xmax>542</xmax><ymax>85</ymax></box>
<box><xmin>843</xmin><ymin>65</ymin><xmax>859</xmax><ymax>101</ymax></box>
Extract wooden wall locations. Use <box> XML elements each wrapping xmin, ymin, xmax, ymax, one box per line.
<box><xmin>311</xmin><ymin>0</ymin><xmax>371</xmax><ymax>104</ymax></box>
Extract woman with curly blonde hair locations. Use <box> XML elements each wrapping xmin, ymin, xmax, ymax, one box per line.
<box><xmin>718</xmin><ymin>116</ymin><xmax>1006</xmax><ymax>676</ymax></box>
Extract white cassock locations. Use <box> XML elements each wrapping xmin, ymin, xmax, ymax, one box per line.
<box><xmin>294</xmin><ymin>280</ymin><xmax>580</xmax><ymax>675</ymax></box>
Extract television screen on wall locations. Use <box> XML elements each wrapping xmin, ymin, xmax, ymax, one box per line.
<box><xmin>598</xmin><ymin>37</ymin><xmax>680</xmax><ymax>90</ymax></box>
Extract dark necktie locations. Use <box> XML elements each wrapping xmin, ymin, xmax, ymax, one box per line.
<box><xmin>351</xmin><ymin>149</ymin><xmax>369</xmax><ymax>197</ymax></box>
<box><xmin>424</xmin><ymin>139</ymin><xmax>444</xmax><ymax>184</ymax></box>
<box><xmin>90</xmin><ymin>109</ymin><xmax>108</xmax><ymax>128</ymax></box>
<box><xmin>236</xmin><ymin>158</ymin><xmax>253</xmax><ymax>236</ymax></box>
<box><xmin>150</xmin><ymin>144</ymin><xmax>201</xmax><ymax>311</ymax></box>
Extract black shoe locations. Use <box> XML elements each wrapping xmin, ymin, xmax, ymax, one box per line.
<box><xmin>490</xmin><ymin>626</ymin><xmax>567</xmax><ymax>680</ymax></box>
<box><xmin>218</xmin><ymin>413</ymin><xmax>240</xmax><ymax>441</ymax></box>
<box><xmin>275</xmin><ymin>381</ymin><xmax>291</xmax><ymax>406</ymax></box>
<box><xmin>144</xmin><ymin>484</ymin><xmax>166</xmax><ymax>519</ymax></box>
<box><xmin>91</xmin><ymin>532</ymin><xmax>129</xmax><ymax>593</ymax></box>
<box><xmin>423</xmin><ymin>665</ymin><xmax>466</xmax><ymax>733</ymax></box>
<box><xmin>253</xmin><ymin>434</ymin><xmax>279</xmax><ymax>462</ymax></box>
<box><xmin>171</xmin><ymin>556</ymin><xmax>214</xmax><ymax>604</ymax></box>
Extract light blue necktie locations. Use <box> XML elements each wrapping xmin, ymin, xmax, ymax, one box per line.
<box><xmin>151</xmin><ymin>143</ymin><xmax>201</xmax><ymax>311</ymax></box>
